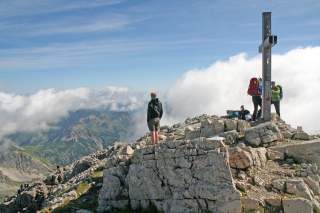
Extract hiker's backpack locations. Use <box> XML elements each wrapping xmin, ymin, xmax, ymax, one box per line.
<box><xmin>149</xmin><ymin>101</ymin><xmax>161</xmax><ymax>118</ymax></box>
<box><xmin>247</xmin><ymin>77</ymin><xmax>261</xmax><ymax>96</ymax></box>
<box><xmin>278</xmin><ymin>85</ymin><xmax>283</xmax><ymax>100</ymax></box>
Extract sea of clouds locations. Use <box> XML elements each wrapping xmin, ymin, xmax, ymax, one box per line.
<box><xmin>0</xmin><ymin>46</ymin><xmax>319</xmax><ymax>140</ymax></box>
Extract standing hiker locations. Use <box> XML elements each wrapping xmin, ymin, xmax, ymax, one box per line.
<box><xmin>247</xmin><ymin>77</ymin><xmax>262</xmax><ymax>121</ymax></box>
<box><xmin>271</xmin><ymin>81</ymin><xmax>282</xmax><ymax>117</ymax></box>
<box><xmin>147</xmin><ymin>92</ymin><xmax>163</xmax><ymax>145</ymax></box>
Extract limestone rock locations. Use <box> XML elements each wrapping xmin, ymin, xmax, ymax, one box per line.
<box><xmin>271</xmin><ymin>139</ymin><xmax>320</xmax><ymax>166</ymax></box>
<box><xmin>200</xmin><ymin>118</ymin><xmax>225</xmax><ymax>138</ymax></box>
<box><xmin>271</xmin><ymin>179</ymin><xmax>286</xmax><ymax>192</ymax></box>
<box><xmin>71</xmin><ymin>157</ymin><xmax>97</xmax><ymax>177</ymax></box>
<box><xmin>224</xmin><ymin>119</ymin><xmax>238</xmax><ymax>132</ymax></box>
<box><xmin>241</xmin><ymin>198</ymin><xmax>262</xmax><ymax>212</ymax></box>
<box><xmin>245</xmin><ymin>147</ymin><xmax>267</xmax><ymax>168</ymax></box>
<box><xmin>267</xmin><ymin>149</ymin><xmax>284</xmax><ymax>161</ymax></box>
<box><xmin>237</xmin><ymin>120</ymin><xmax>251</xmax><ymax>136</ymax></box>
<box><xmin>282</xmin><ymin>198</ymin><xmax>313</xmax><ymax>213</ymax></box>
<box><xmin>76</xmin><ymin>210</ymin><xmax>94</xmax><ymax>213</ymax></box>
<box><xmin>285</xmin><ymin>179</ymin><xmax>313</xmax><ymax>200</ymax></box>
<box><xmin>245</xmin><ymin>122</ymin><xmax>282</xmax><ymax>147</ymax></box>
<box><xmin>219</xmin><ymin>130</ymin><xmax>239</xmax><ymax>145</ymax></box>
<box><xmin>304</xmin><ymin>176</ymin><xmax>320</xmax><ymax>195</ymax></box>
<box><xmin>184</xmin><ymin>126</ymin><xmax>200</xmax><ymax>140</ymax></box>
<box><xmin>293</xmin><ymin>131</ymin><xmax>310</xmax><ymax>141</ymax></box>
<box><xmin>98</xmin><ymin>139</ymin><xmax>241</xmax><ymax>213</ymax></box>
<box><xmin>126</xmin><ymin>145</ymin><xmax>134</xmax><ymax>155</ymax></box>
<box><xmin>229</xmin><ymin>147</ymin><xmax>253</xmax><ymax>169</ymax></box>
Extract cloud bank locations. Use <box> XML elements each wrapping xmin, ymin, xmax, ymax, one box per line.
<box><xmin>0</xmin><ymin>46</ymin><xmax>319</xmax><ymax>140</ymax></box>
<box><xmin>166</xmin><ymin>46</ymin><xmax>320</xmax><ymax>133</ymax></box>
<box><xmin>0</xmin><ymin>87</ymin><xmax>142</xmax><ymax>138</ymax></box>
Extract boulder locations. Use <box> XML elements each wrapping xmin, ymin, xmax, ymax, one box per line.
<box><xmin>267</xmin><ymin>149</ymin><xmax>284</xmax><ymax>161</ymax></box>
<box><xmin>245</xmin><ymin>122</ymin><xmax>282</xmax><ymax>147</ymax></box>
<box><xmin>224</xmin><ymin>119</ymin><xmax>238</xmax><ymax>132</ymax></box>
<box><xmin>98</xmin><ymin>139</ymin><xmax>241</xmax><ymax>213</ymax></box>
<box><xmin>293</xmin><ymin>131</ymin><xmax>310</xmax><ymax>141</ymax></box>
<box><xmin>200</xmin><ymin>118</ymin><xmax>225</xmax><ymax>138</ymax></box>
<box><xmin>304</xmin><ymin>176</ymin><xmax>320</xmax><ymax>195</ymax></box>
<box><xmin>185</xmin><ymin>126</ymin><xmax>200</xmax><ymax>140</ymax></box>
<box><xmin>76</xmin><ymin>210</ymin><xmax>94</xmax><ymax>213</ymax></box>
<box><xmin>241</xmin><ymin>198</ymin><xmax>262</xmax><ymax>212</ymax></box>
<box><xmin>126</xmin><ymin>145</ymin><xmax>134</xmax><ymax>155</ymax></box>
<box><xmin>271</xmin><ymin>179</ymin><xmax>286</xmax><ymax>192</ymax></box>
<box><xmin>237</xmin><ymin>120</ymin><xmax>251</xmax><ymax>136</ymax></box>
<box><xmin>71</xmin><ymin>157</ymin><xmax>97</xmax><ymax>177</ymax></box>
<box><xmin>219</xmin><ymin>130</ymin><xmax>239</xmax><ymax>145</ymax></box>
<box><xmin>282</xmin><ymin>198</ymin><xmax>313</xmax><ymax>213</ymax></box>
<box><xmin>285</xmin><ymin>179</ymin><xmax>313</xmax><ymax>200</ymax></box>
<box><xmin>271</xmin><ymin>139</ymin><xmax>320</xmax><ymax>166</ymax></box>
<box><xmin>229</xmin><ymin>148</ymin><xmax>253</xmax><ymax>169</ymax></box>
<box><xmin>245</xmin><ymin>147</ymin><xmax>267</xmax><ymax>168</ymax></box>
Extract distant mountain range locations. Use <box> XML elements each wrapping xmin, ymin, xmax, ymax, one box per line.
<box><xmin>7</xmin><ymin>109</ymin><xmax>136</xmax><ymax>165</ymax></box>
<box><xmin>0</xmin><ymin>109</ymin><xmax>137</xmax><ymax>201</ymax></box>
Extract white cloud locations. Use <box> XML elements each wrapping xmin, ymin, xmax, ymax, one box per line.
<box><xmin>1</xmin><ymin>46</ymin><xmax>319</xmax><ymax>141</ymax></box>
<box><xmin>0</xmin><ymin>87</ymin><xmax>143</xmax><ymax>138</ymax></box>
<box><xmin>165</xmin><ymin>46</ymin><xmax>320</xmax><ymax>133</ymax></box>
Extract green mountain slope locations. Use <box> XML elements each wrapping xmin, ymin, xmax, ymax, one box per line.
<box><xmin>7</xmin><ymin>109</ymin><xmax>136</xmax><ymax>165</ymax></box>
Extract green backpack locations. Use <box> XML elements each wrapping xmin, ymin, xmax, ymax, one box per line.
<box><xmin>277</xmin><ymin>85</ymin><xmax>283</xmax><ymax>100</ymax></box>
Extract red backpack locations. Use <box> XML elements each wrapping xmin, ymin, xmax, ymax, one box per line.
<box><xmin>247</xmin><ymin>77</ymin><xmax>261</xmax><ymax>96</ymax></box>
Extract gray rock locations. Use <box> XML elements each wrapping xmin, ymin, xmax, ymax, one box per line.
<box><xmin>267</xmin><ymin>149</ymin><xmax>284</xmax><ymax>161</ymax></box>
<box><xmin>229</xmin><ymin>147</ymin><xmax>253</xmax><ymax>169</ymax></box>
<box><xmin>285</xmin><ymin>179</ymin><xmax>313</xmax><ymax>200</ymax></box>
<box><xmin>241</xmin><ymin>198</ymin><xmax>261</xmax><ymax>212</ymax></box>
<box><xmin>98</xmin><ymin>139</ymin><xmax>241</xmax><ymax>213</ymax></box>
<box><xmin>282</xmin><ymin>198</ymin><xmax>313</xmax><ymax>213</ymax></box>
<box><xmin>200</xmin><ymin>118</ymin><xmax>225</xmax><ymax>138</ymax></box>
<box><xmin>76</xmin><ymin>210</ymin><xmax>94</xmax><ymax>213</ymax></box>
<box><xmin>184</xmin><ymin>126</ymin><xmax>200</xmax><ymax>140</ymax></box>
<box><xmin>304</xmin><ymin>176</ymin><xmax>320</xmax><ymax>195</ymax></box>
<box><xmin>219</xmin><ymin>130</ymin><xmax>239</xmax><ymax>145</ymax></box>
<box><xmin>224</xmin><ymin>119</ymin><xmax>238</xmax><ymax>132</ymax></box>
<box><xmin>245</xmin><ymin>122</ymin><xmax>283</xmax><ymax>147</ymax></box>
<box><xmin>237</xmin><ymin>120</ymin><xmax>251</xmax><ymax>136</ymax></box>
<box><xmin>293</xmin><ymin>131</ymin><xmax>310</xmax><ymax>141</ymax></box>
<box><xmin>271</xmin><ymin>179</ymin><xmax>286</xmax><ymax>192</ymax></box>
<box><xmin>271</xmin><ymin>139</ymin><xmax>320</xmax><ymax>167</ymax></box>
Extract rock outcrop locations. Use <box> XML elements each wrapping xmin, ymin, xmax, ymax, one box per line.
<box><xmin>98</xmin><ymin>138</ymin><xmax>241</xmax><ymax>213</ymax></box>
<box><xmin>245</xmin><ymin>122</ymin><xmax>283</xmax><ymax>147</ymax></box>
<box><xmin>1</xmin><ymin>113</ymin><xmax>319</xmax><ymax>213</ymax></box>
<box><xmin>270</xmin><ymin>139</ymin><xmax>320</xmax><ymax>165</ymax></box>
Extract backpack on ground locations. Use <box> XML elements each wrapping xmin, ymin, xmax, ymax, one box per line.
<box><xmin>247</xmin><ymin>77</ymin><xmax>261</xmax><ymax>96</ymax></box>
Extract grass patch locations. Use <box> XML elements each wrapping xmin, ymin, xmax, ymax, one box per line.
<box><xmin>21</xmin><ymin>146</ymin><xmax>53</xmax><ymax>168</ymax></box>
<box><xmin>75</xmin><ymin>182</ymin><xmax>91</xmax><ymax>197</ymax></box>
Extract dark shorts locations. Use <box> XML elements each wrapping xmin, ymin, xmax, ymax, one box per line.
<box><xmin>148</xmin><ymin>118</ymin><xmax>160</xmax><ymax>131</ymax></box>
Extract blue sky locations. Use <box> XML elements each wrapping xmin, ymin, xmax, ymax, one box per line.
<box><xmin>0</xmin><ymin>0</ymin><xmax>320</xmax><ymax>94</ymax></box>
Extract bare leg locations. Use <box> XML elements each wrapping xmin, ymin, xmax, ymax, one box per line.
<box><xmin>151</xmin><ymin>131</ymin><xmax>155</xmax><ymax>145</ymax></box>
<box><xmin>155</xmin><ymin>131</ymin><xmax>159</xmax><ymax>144</ymax></box>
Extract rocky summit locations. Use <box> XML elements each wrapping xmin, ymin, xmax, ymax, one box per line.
<box><xmin>1</xmin><ymin>113</ymin><xmax>320</xmax><ymax>213</ymax></box>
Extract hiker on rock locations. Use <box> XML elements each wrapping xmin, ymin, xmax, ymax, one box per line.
<box><xmin>271</xmin><ymin>81</ymin><xmax>282</xmax><ymax>117</ymax></box>
<box><xmin>239</xmin><ymin>105</ymin><xmax>250</xmax><ymax>121</ymax></box>
<box><xmin>247</xmin><ymin>77</ymin><xmax>262</xmax><ymax>121</ymax></box>
<box><xmin>147</xmin><ymin>92</ymin><xmax>163</xmax><ymax>145</ymax></box>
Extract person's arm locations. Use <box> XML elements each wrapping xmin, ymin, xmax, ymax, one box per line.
<box><xmin>159</xmin><ymin>102</ymin><xmax>163</xmax><ymax>119</ymax></box>
<box><xmin>147</xmin><ymin>103</ymin><xmax>150</xmax><ymax>122</ymax></box>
